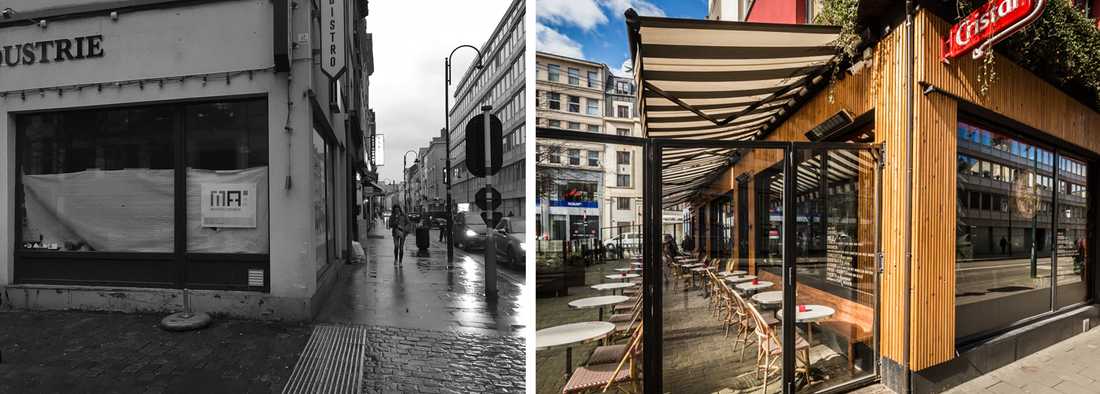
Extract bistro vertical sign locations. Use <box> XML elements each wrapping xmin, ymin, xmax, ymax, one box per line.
<box><xmin>321</xmin><ymin>0</ymin><xmax>347</xmax><ymax>79</ymax></box>
<box><xmin>942</xmin><ymin>0</ymin><xmax>1046</xmax><ymax>61</ymax></box>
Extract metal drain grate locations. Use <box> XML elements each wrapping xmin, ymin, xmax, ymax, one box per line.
<box><xmin>282</xmin><ymin>325</ymin><xmax>367</xmax><ymax>394</ymax></box>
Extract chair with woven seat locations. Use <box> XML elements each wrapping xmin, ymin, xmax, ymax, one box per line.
<box><xmin>748</xmin><ymin>301</ymin><xmax>809</xmax><ymax>393</ymax></box>
<box><xmin>586</xmin><ymin>322</ymin><xmax>643</xmax><ymax>365</ymax></box>
<box><xmin>563</xmin><ymin>325</ymin><xmax>644</xmax><ymax>394</ymax></box>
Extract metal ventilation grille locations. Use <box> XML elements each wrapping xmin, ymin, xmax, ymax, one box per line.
<box><xmin>282</xmin><ymin>325</ymin><xmax>367</xmax><ymax>394</ymax></box>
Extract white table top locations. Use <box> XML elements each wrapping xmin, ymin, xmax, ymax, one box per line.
<box><xmin>752</xmin><ymin>290</ymin><xmax>783</xmax><ymax>305</ymax></box>
<box><xmin>591</xmin><ymin>282</ymin><xmax>638</xmax><ymax>291</ymax></box>
<box><xmin>719</xmin><ymin>270</ymin><xmax>747</xmax><ymax>276</ymax></box>
<box><xmin>536</xmin><ymin>321</ymin><xmax>616</xmax><ymax>350</ymax></box>
<box><xmin>680</xmin><ymin>263</ymin><xmax>703</xmax><ymax>268</ymax></box>
<box><xmin>777</xmin><ymin>305</ymin><xmax>836</xmax><ymax>323</ymax></box>
<box><xmin>606</xmin><ymin>273</ymin><xmax>640</xmax><ymax>280</ymax></box>
<box><xmin>690</xmin><ymin>267</ymin><xmax>714</xmax><ymax>272</ymax></box>
<box><xmin>569</xmin><ymin>295</ymin><xmax>630</xmax><ymax>309</ymax></box>
<box><xmin>614</xmin><ymin>268</ymin><xmax>639</xmax><ymax>272</ymax></box>
<box><xmin>735</xmin><ymin>281</ymin><xmax>773</xmax><ymax>291</ymax></box>
<box><xmin>724</xmin><ymin>275</ymin><xmax>757</xmax><ymax>283</ymax></box>
<box><xmin>631</xmin><ymin>262</ymin><xmax>644</xmax><ymax>266</ymax></box>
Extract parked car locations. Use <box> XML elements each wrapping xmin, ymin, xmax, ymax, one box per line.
<box><xmin>490</xmin><ymin>217</ymin><xmax>526</xmax><ymax>269</ymax></box>
<box><xmin>604</xmin><ymin>232</ymin><xmax>642</xmax><ymax>256</ymax></box>
<box><xmin>433</xmin><ymin>217</ymin><xmax>448</xmax><ymax>229</ymax></box>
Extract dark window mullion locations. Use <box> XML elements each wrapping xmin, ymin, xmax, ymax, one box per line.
<box><xmin>174</xmin><ymin>107</ymin><xmax>187</xmax><ymax>288</ymax></box>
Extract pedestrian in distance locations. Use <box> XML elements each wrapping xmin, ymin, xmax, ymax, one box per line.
<box><xmin>388</xmin><ymin>204</ymin><xmax>412</xmax><ymax>264</ymax></box>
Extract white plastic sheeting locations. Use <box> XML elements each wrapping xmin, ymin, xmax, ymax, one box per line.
<box><xmin>21</xmin><ymin>166</ymin><xmax>269</xmax><ymax>253</ymax></box>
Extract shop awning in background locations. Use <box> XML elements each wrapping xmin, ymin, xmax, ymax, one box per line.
<box><xmin>626</xmin><ymin>12</ymin><xmax>841</xmax><ymax>207</ymax></box>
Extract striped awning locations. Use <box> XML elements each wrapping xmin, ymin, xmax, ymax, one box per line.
<box><xmin>626</xmin><ymin>12</ymin><xmax>841</xmax><ymax>207</ymax></box>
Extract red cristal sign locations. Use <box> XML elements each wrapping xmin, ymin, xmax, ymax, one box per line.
<box><xmin>941</xmin><ymin>0</ymin><xmax>1046</xmax><ymax>62</ymax></box>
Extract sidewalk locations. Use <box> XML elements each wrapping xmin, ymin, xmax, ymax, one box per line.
<box><xmin>944</xmin><ymin>327</ymin><xmax>1100</xmax><ymax>394</ymax></box>
<box><xmin>311</xmin><ymin>218</ymin><xmax>527</xmax><ymax>393</ymax></box>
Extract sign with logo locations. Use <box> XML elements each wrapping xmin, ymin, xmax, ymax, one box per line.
<box><xmin>0</xmin><ymin>35</ymin><xmax>105</xmax><ymax>68</ymax></box>
<box><xmin>942</xmin><ymin>0</ymin><xmax>1046</xmax><ymax>61</ymax></box>
<box><xmin>201</xmin><ymin>183</ymin><xmax>257</xmax><ymax>228</ymax></box>
<box><xmin>374</xmin><ymin>134</ymin><xmax>385</xmax><ymax>166</ymax></box>
<box><xmin>321</xmin><ymin>0</ymin><xmax>347</xmax><ymax>79</ymax></box>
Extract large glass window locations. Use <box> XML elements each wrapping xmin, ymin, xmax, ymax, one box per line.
<box><xmin>312</xmin><ymin>130</ymin><xmax>331</xmax><ymax>270</ymax></box>
<box><xmin>18</xmin><ymin>107</ymin><xmax>175</xmax><ymax>252</ymax></box>
<box><xmin>955</xmin><ymin>120</ymin><xmax>1091</xmax><ymax>340</ymax></box>
<box><xmin>186</xmin><ymin>101</ymin><xmax>269</xmax><ymax>253</ymax></box>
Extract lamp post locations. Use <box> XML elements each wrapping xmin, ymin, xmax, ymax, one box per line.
<box><xmin>403</xmin><ymin>149</ymin><xmax>418</xmax><ymax>212</ymax></box>
<box><xmin>445</xmin><ymin>45</ymin><xmax>484</xmax><ymax>267</ymax></box>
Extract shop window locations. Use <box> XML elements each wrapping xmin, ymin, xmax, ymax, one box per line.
<box><xmin>18</xmin><ymin>107</ymin><xmax>175</xmax><ymax>252</ymax></box>
<box><xmin>312</xmin><ymin>130</ymin><xmax>332</xmax><ymax>270</ymax></box>
<box><xmin>185</xmin><ymin>101</ymin><xmax>269</xmax><ymax>253</ymax></box>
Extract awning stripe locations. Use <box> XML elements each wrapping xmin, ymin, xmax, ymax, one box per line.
<box><xmin>640</xmin><ymin>44</ymin><xmax>837</xmax><ymax>60</ymax></box>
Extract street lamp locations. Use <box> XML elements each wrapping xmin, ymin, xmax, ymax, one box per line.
<box><xmin>403</xmin><ymin>149</ymin><xmax>418</xmax><ymax>213</ymax></box>
<box><xmin>445</xmin><ymin>44</ymin><xmax>484</xmax><ymax>267</ymax></box>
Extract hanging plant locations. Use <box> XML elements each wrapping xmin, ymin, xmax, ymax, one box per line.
<box><xmin>814</xmin><ymin>0</ymin><xmax>861</xmax><ymax>104</ymax></box>
<box><xmin>977</xmin><ymin>50</ymin><xmax>998</xmax><ymax>98</ymax></box>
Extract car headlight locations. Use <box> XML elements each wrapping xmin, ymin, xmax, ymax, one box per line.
<box><xmin>465</xmin><ymin>229</ymin><xmax>477</xmax><ymax>237</ymax></box>
<box><xmin>519</xmin><ymin>242</ymin><xmax>527</xmax><ymax>251</ymax></box>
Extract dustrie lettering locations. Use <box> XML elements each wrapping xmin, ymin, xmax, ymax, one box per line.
<box><xmin>0</xmin><ymin>35</ymin><xmax>103</xmax><ymax>68</ymax></box>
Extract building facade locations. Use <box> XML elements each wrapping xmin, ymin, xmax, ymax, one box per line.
<box><xmin>447</xmin><ymin>0</ymin><xmax>525</xmax><ymax>220</ymax></box>
<box><xmin>418</xmin><ymin>136</ymin><xmax>447</xmax><ymax>216</ymax></box>
<box><xmin>0</xmin><ymin>0</ymin><xmax>372</xmax><ymax>321</ymax></box>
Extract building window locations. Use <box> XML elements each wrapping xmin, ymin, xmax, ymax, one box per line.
<box><xmin>547</xmin><ymin>64</ymin><xmax>560</xmax><ymax>82</ymax></box>
<box><xmin>955</xmin><ymin>120</ymin><xmax>1091</xmax><ymax>341</ymax></box>
<box><xmin>616</xmin><ymin>197</ymin><xmax>631</xmax><ymax>210</ymax></box>
<box><xmin>568</xmin><ymin>149</ymin><xmax>580</xmax><ymax>166</ymax></box>
<box><xmin>568</xmin><ymin>68</ymin><xmax>580</xmax><ymax>85</ymax></box>
<box><xmin>617</xmin><ymin>128</ymin><xmax>630</xmax><ymax>136</ymax></box>
<box><xmin>568</xmin><ymin>96</ymin><xmax>580</xmax><ymax>113</ymax></box>
<box><xmin>548</xmin><ymin>119</ymin><xmax>561</xmax><ymax>128</ymax></box>
<box><xmin>16</xmin><ymin>99</ymin><xmax>271</xmax><ymax>288</ymax></box>
<box><xmin>587</xmin><ymin>124</ymin><xmax>600</xmax><ymax>133</ymax></box>
<box><xmin>617</xmin><ymin>174</ymin><xmax>631</xmax><ymax>187</ymax></box>
<box><xmin>587</xmin><ymin>71</ymin><xmax>599</xmax><ymax>88</ymax></box>
<box><xmin>588</xmin><ymin>151</ymin><xmax>599</xmax><ymax>167</ymax></box>
<box><xmin>586</xmin><ymin>99</ymin><xmax>600</xmax><ymax>116</ymax></box>
<box><xmin>548</xmin><ymin>92</ymin><xmax>560</xmax><ymax>110</ymax></box>
<box><xmin>547</xmin><ymin>146</ymin><xmax>561</xmax><ymax>164</ymax></box>
<box><xmin>617</xmin><ymin>105</ymin><xmax>630</xmax><ymax>118</ymax></box>
<box><xmin>617</xmin><ymin>151</ymin><xmax>631</xmax><ymax>165</ymax></box>
<box><xmin>567</xmin><ymin>122</ymin><xmax>580</xmax><ymax>130</ymax></box>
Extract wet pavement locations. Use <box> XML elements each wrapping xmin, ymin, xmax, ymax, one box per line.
<box><xmin>316</xmin><ymin>220</ymin><xmax>529</xmax><ymax>337</ymax></box>
<box><xmin>0</xmin><ymin>309</ymin><xmax>309</xmax><ymax>394</ymax></box>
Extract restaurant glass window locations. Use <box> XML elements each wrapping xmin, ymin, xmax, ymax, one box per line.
<box><xmin>956</xmin><ymin>121</ymin><xmax>1056</xmax><ymax>340</ymax></box>
<box><xmin>185</xmin><ymin>101</ymin><xmax>269</xmax><ymax>254</ymax></box>
<box><xmin>18</xmin><ymin>107</ymin><xmax>175</xmax><ymax>253</ymax></box>
<box><xmin>1055</xmin><ymin>154</ymin><xmax>1088</xmax><ymax>309</ymax></box>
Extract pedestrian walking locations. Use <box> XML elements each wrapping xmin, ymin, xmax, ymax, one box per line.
<box><xmin>388</xmin><ymin>204</ymin><xmax>412</xmax><ymax>264</ymax></box>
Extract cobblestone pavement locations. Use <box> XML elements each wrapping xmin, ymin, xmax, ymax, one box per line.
<box><xmin>945</xmin><ymin>327</ymin><xmax>1100</xmax><ymax>394</ymax></box>
<box><xmin>360</xmin><ymin>324</ymin><xmax>525</xmax><ymax>393</ymax></box>
<box><xmin>0</xmin><ymin>309</ymin><xmax>310</xmax><ymax>394</ymax></box>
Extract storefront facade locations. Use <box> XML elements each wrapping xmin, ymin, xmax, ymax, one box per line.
<box><xmin>668</xmin><ymin>6</ymin><xmax>1100</xmax><ymax>393</ymax></box>
<box><xmin>0</xmin><ymin>0</ymin><xmax>371</xmax><ymax>321</ymax></box>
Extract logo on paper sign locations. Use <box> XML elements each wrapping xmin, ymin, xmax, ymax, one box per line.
<box><xmin>942</xmin><ymin>0</ymin><xmax>1046</xmax><ymax>61</ymax></box>
<box><xmin>201</xmin><ymin>183</ymin><xmax>257</xmax><ymax>228</ymax></box>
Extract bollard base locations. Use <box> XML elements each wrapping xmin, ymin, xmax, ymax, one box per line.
<box><xmin>159</xmin><ymin>312</ymin><xmax>212</xmax><ymax>332</ymax></box>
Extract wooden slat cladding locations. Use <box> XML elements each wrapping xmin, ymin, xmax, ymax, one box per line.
<box><xmin>873</xmin><ymin>23</ymin><xmax>910</xmax><ymax>369</ymax></box>
<box><xmin>918</xmin><ymin>13</ymin><xmax>1100</xmax><ymax>155</ymax></box>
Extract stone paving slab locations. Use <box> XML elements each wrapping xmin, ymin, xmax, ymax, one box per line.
<box><xmin>360</xmin><ymin>324</ymin><xmax>525</xmax><ymax>393</ymax></box>
<box><xmin>0</xmin><ymin>309</ymin><xmax>310</xmax><ymax>394</ymax></box>
<box><xmin>945</xmin><ymin>327</ymin><xmax>1100</xmax><ymax>394</ymax></box>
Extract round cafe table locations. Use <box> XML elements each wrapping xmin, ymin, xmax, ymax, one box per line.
<box><xmin>631</xmin><ymin>262</ymin><xmax>644</xmax><ymax>266</ymax></box>
<box><xmin>719</xmin><ymin>270</ymin><xmax>747</xmax><ymax>277</ymax></box>
<box><xmin>536</xmin><ymin>321</ymin><xmax>616</xmax><ymax>379</ymax></box>
<box><xmin>735</xmin><ymin>280</ymin><xmax>773</xmax><ymax>293</ymax></box>
<box><xmin>724</xmin><ymin>275</ymin><xmax>757</xmax><ymax>283</ymax></box>
<box><xmin>606</xmin><ymin>273</ymin><xmax>640</xmax><ymax>282</ymax></box>
<box><xmin>591</xmin><ymin>282</ymin><xmax>637</xmax><ymax>295</ymax></box>
<box><xmin>752</xmin><ymin>290</ymin><xmax>783</xmax><ymax>306</ymax></box>
<box><xmin>569</xmin><ymin>295</ymin><xmax>630</xmax><ymax>321</ymax></box>
<box><xmin>777</xmin><ymin>304</ymin><xmax>836</xmax><ymax>379</ymax></box>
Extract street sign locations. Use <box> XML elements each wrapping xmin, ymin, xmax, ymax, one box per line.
<box><xmin>474</xmin><ymin>186</ymin><xmax>502</xmax><ymax>211</ymax></box>
<box><xmin>480</xmin><ymin>211</ymin><xmax>503</xmax><ymax>228</ymax></box>
<box><xmin>321</xmin><ymin>0</ymin><xmax>347</xmax><ymax>79</ymax></box>
<box><xmin>464</xmin><ymin>114</ymin><xmax>502</xmax><ymax>177</ymax></box>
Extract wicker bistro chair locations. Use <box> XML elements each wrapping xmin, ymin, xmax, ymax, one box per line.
<box><xmin>563</xmin><ymin>324</ymin><xmax>645</xmax><ymax>394</ymax></box>
<box><xmin>748</xmin><ymin>301</ymin><xmax>810</xmax><ymax>393</ymax></box>
<box><xmin>607</xmin><ymin>296</ymin><xmax>642</xmax><ymax>323</ymax></box>
<box><xmin>586</xmin><ymin>320</ymin><xmax>644</xmax><ymax>365</ymax></box>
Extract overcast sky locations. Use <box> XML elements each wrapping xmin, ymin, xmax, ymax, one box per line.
<box><xmin>369</xmin><ymin>0</ymin><xmax>512</xmax><ymax>182</ymax></box>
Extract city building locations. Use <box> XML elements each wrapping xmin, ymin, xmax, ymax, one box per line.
<box><xmin>419</xmin><ymin>136</ymin><xmax>447</xmax><ymax>217</ymax></box>
<box><xmin>0</xmin><ymin>0</ymin><xmax>373</xmax><ymax>321</ymax></box>
<box><xmin>447</xmin><ymin>0</ymin><xmax>526</xmax><ymax>220</ymax></box>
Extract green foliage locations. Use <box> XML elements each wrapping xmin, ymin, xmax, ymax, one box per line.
<box><xmin>814</xmin><ymin>0</ymin><xmax>1100</xmax><ymax>108</ymax></box>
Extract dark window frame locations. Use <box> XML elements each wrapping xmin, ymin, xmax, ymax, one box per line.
<box><xmin>13</xmin><ymin>97</ymin><xmax>271</xmax><ymax>292</ymax></box>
